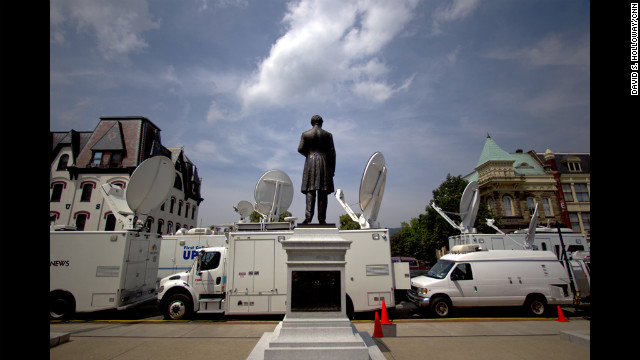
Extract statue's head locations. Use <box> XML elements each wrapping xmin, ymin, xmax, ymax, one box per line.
<box><xmin>310</xmin><ymin>115</ymin><xmax>323</xmax><ymax>126</ymax></box>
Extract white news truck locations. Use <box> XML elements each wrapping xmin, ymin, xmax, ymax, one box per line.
<box><xmin>50</xmin><ymin>156</ymin><xmax>174</xmax><ymax>320</ymax></box>
<box><xmin>407</xmin><ymin>245</ymin><xmax>573</xmax><ymax>317</ymax></box>
<box><xmin>50</xmin><ymin>230</ymin><xmax>162</xmax><ymax>319</ymax></box>
<box><xmin>158</xmin><ymin>228</ymin><xmax>226</xmax><ymax>279</ymax></box>
<box><xmin>157</xmin><ymin>226</ymin><xmax>411</xmax><ymax>320</ymax></box>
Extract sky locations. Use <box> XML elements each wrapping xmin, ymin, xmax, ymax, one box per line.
<box><xmin>50</xmin><ymin>0</ymin><xmax>590</xmax><ymax>229</ymax></box>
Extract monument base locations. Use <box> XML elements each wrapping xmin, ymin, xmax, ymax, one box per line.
<box><xmin>247</xmin><ymin>226</ymin><xmax>384</xmax><ymax>359</ymax></box>
<box><xmin>247</xmin><ymin>316</ymin><xmax>385</xmax><ymax>360</ymax></box>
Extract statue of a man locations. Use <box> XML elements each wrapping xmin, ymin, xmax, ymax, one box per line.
<box><xmin>298</xmin><ymin>115</ymin><xmax>336</xmax><ymax>224</ymax></box>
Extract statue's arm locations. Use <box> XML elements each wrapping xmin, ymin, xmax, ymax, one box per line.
<box><xmin>298</xmin><ymin>135</ymin><xmax>307</xmax><ymax>156</ymax></box>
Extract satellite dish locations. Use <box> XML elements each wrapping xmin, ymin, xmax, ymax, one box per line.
<box><xmin>359</xmin><ymin>152</ymin><xmax>387</xmax><ymax>228</ymax></box>
<box><xmin>459</xmin><ymin>181</ymin><xmax>479</xmax><ymax>233</ymax></box>
<box><xmin>524</xmin><ymin>202</ymin><xmax>539</xmax><ymax>249</ymax></box>
<box><xmin>126</xmin><ymin>156</ymin><xmax>175</xmax><ymax>215</ymax></box>
<box><xmin>254</xmin><ymin>169</ymin><xmax>294</xmax><ymax>222</ymax></box>
<box><xmin>336</xmin><ymin>152</ymin><xmax>387</xmax><ymax>229</ymax></box>
<box><xmin>100</xmin><ymin>156</ymin><xmax>175</xmax><ymax>230</ymax></box>
<box><xmin>234</xmin><ymin>200</ymin><xmax>254</xmax><ymax>221</ymax></box>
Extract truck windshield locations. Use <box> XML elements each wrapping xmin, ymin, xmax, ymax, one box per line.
<box><xmin>426</xmin><ymin>260</ymin><xmax>455</xmax><ymax>279</ymax></box>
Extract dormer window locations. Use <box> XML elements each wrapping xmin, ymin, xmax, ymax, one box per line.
<box><xmin>566</xmin><ymin>156</ymin><xmax>582</xmax><ymax>172</ymax></box>
<box><xmin>57</xmin><ymin>154</ymin><xmax>69</xmax><ymax>171</ymax></box>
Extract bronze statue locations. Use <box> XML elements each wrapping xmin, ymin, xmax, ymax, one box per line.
<box><xmin>298</xmin><ymin>115</ymin><xmax>336</xmax><ymax>224</ymax></box>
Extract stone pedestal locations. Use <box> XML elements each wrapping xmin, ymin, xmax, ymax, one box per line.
<box><xmin>247</xmin><ymin>226</ymin><xmax>384</xmax><ymax>360</ymax></box>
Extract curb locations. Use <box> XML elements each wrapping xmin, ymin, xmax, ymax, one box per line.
<box><xmin>50</xmin><ymin>332</ymin><xmax>70</xmax><ymax>348</ymax></box>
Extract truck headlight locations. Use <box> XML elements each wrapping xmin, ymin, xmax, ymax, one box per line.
<box><xmin>158</xmin><ymin>285</ymin><xmax>164</xmax><ymax>293</ymax></box>
<box><xmin>418</xmin><ymin>288</ymin><xmax>428</xmax><ymax>295</ymax></box>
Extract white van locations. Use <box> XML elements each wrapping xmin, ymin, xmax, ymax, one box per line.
<box><xmin>407</xmin><ymin>247</ymin><xmax>573</xmax><ymax>317</ymax></box>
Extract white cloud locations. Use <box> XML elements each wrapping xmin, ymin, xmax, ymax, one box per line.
<box><xmin>238</xmin><ymin>0</ymin><xmax>421</xmax><ymax>112</ymax></box>
<box><xmin>191</xmin><ymin>139</ymin><xmax>232</xmax><ymax>164</ymax></box>
<box><xmin>431</xmin><ymin>0</ymin><xmax>481</xmax><ymax>35</ymax></box>
<box><xmin>206</xmin><ymin>101</ymin><xmax>237</xmax><ymax>123</ymax></box>
<box><xmin>50</xmin><ymin>0</ymin><xmax>160</xmax><ymax>62</ymax></box>
<box><xmin>485</xmin><ymin>33</ymin><xmax>590</xmax><ymax>70</ymax></box>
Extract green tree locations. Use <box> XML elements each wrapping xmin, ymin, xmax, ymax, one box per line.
<box><xmin>250</xmin><ymin>210</ymin><xmax>293</xmax><ymax>222</ymax></box>
<box><xmin>339</xmin><ymin>214</ymin><xmax>361</xmax><ymax>230</ymax></box>
<box><xmin>390</xmin><ymin>215</ymin><xmax>428</xmax><ymax>259</ymax></box>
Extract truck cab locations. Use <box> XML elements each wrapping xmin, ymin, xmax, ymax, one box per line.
<box><xmin>158</xmin><ymin>247</ymin><xmax>227</xmax><ymax>320</ymax></box>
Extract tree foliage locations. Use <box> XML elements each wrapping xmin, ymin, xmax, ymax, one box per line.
<box><xmin>339</xmin><ymin>213</ymin><xmax>361</xmax><ymax>230</ymax></box>
<box><xmin>250</xmin><ymin>210</ymin><xmax>292</xmax><ymax>222</ymax></box>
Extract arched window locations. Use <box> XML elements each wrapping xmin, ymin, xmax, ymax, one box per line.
<box><xmin>157</xmin><ymin>219</ymin><xmax>164</xmax><ymax>234</ymax></box>
<box><xmin>104</xmin><ymin>213</ymin><xmax>116</xmax><ymax>231</ymax></box>
<box><xmin>80</xmin><ymin>181</ymin><xmax>96</xmax><ymax>202</ymax></box>
<box><xmin>487</xmin><ymin>198</ymin><xmax>495</xmax><ymax>213</ymax></box>
<box><xmin>503</xmin><ymin>196</ymin><xmax>514</xmax><ymax>216</ymax></box>
<box><xmin>167</xmin><ymin>221</ymin><xmax>173</xmax><ymax>234</ymax></box>
<box><xmin>170</xmin><ymin>198</ymin><xmax>175</xmax><ymax>213</ymax></box>
<box><xmin>50</xmin><ymin>183</ymin><xmax>65</xmax><ymax>202</ymax></box>
<box><xmin>74</xmin><ymin>212</ymin><xmax>90</xmax><ymax>231</ymax></box>
<box><xmin>527</xmin><ymin>197</ymin><xmax>536</xmax><ymax>215</ymax></box>
<box><xmin>57</xmin><ymin>154</ymin><xmax>69</xmax><ymax>171</ymax></box>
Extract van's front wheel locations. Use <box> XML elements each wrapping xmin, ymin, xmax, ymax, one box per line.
<box><xmin>430</xmin><ymin>297</ymin><xmax>452</xmax><ymax>318</ymax></box>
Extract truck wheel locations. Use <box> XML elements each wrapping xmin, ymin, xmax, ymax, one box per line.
<box><xmin>163</xmin><ymin>294</ymin><xmax>192</xmax><ymax>320</ymax></box>
<box><xmin>50</xmin><ymin>292</ymin><xmax>75</xmax><ymax>320</ymax></box>
<box><xmin>345</xmin><ymin>295</ymin><xmax>354</xmax><ymax>320</ymax></box>
<box><xmin>524</xmin><ymin>295</ymin><xmax>547</xmax><ymax>317</ymax></box>
<box><xmin>430</xmin><ymin>297</ymin><xmax>452</xmax><ymax>318</ymax></box>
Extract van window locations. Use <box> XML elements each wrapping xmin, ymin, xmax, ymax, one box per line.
<box><xmin>451</xmin><ymin>263</ymin><xmax>473</xmax><ymax>281</ymax></box>
<box><xmin>426</xmin><ymin>260</ymin><xmax>455</xmax><ymax>279</ymax></box>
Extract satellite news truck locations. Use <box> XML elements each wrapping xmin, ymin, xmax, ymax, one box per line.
<box><xmin>50</xmin><ymin>230</ymin><xmax>162</xmax><ymax>319</ymax></box>
<box><xmin>50</xmin><ymin>156</ymin><xmax>175</xmax><ymax>319</ymax></box>
<box><xmin>157</xmin><ymin>226</ymin><xmax>410</xmax><ymax>320</ymax></box>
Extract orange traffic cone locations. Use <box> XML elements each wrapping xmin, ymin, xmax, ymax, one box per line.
<box><xmin>557</xmin><ymin>305</ymin><xmax>569</xmax><ymax>322</ymax></box>
<box><xmin>380</xmin><ymin>299</ymin><xmax>392</xmax><ymax>325</ymax></box>
<box><xmin>373</xmin><ymin>312</ymin><xmax>384</xmax><ymax>338</ymax></box>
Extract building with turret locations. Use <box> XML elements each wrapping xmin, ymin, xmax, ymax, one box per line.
<box><xmin>464</xmin><ymin>135</ymin><xmax>589</xmax><ymax>242</ymax></box>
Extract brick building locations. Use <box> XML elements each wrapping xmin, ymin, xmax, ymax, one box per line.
<box><xmin>464</xmin><ymin>135</ymin><xmax>590</xmax><ymax>242</ymax></box>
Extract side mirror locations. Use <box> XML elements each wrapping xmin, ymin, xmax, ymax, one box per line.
<box><xmin>197</xmin><ymin>250</ymin><xmax>205</xmax><ymax>274</ymax></box>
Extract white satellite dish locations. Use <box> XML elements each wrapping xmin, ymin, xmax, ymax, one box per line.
<box><xmin>234</xmin><ymin>200</ymin><xmax>254</xmax><ymax>221</ymax></box>
<box><xmin>359</xmin><ymin>152</ymin><xmax>387</xmax><ymax>227</ymax></box>
<box><xmin>430</xmin><ymin>180</ymin><xmax>479</xmax><ymax>234</ymax></box>
<box><xmin>101</xmin><ymin>156</ymin><xmax>175</xmax><ymax>230</ymax></box>
<box><xmin>336</xmin><ymin>152</ymin><xmax>387</xmax><ymax>229</ymax></box>
<box><xmin>254</xmin><ymin>169</ymin><xmax>294</xmax><ymax>222</ymax></box>
<box><xmin>126</xmin><ymin>156</ymin><xmax>175</xmax><ymax>215</ymax></box>
<box><xmin>459</xmin><ymin>181</ymin><xmax>480</xmax><ymax>233</ymax></box>
<box><xmin>524</xmin><ymin>202</ymin><xmax>539</xmax><ymax>249</ymax></box>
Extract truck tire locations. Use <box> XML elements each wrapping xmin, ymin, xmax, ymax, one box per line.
<box><xmin>163</xmin><ymin>293</ymin><xmax>193</xmax><ymax>320</ymax></box>
<box><xmin>345</xmin><ymin>294</ymin><xmax>354</xmax><ymax>320</ymax></box>
<box><xmin>50</xmin><ymin>291</ymin><xmax>75</xmax><ymax>320</ymax></box>
<box><xmin>524</xmin><ymin>295</ymin><xmax>547</xmax><ymax>317</ymax></box>
<box><xmin>430</xmin><ymin>296</ymin><xmax>452</xmax><ymax>318</ymax></box>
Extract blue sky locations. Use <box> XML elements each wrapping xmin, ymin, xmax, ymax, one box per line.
<box><xmin>50</xmin><ymin>0</ymin><xmax>590</xmax><ymax>229</ymax></box>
